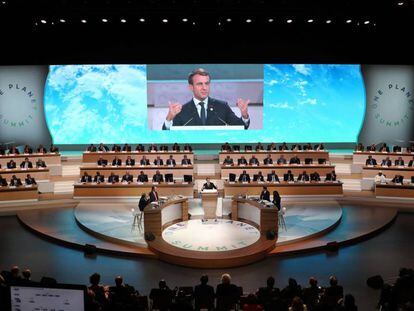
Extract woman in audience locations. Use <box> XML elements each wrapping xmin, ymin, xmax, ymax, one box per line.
<box><xmin>273</xmin><ymin>191</ymin><xmax>281</xmax><ymax>211</ymax></box>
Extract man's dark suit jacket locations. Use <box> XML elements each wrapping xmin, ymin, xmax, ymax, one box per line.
<box><xmin>381</xmin><ymin>159</ymin><xmax>391</xmax><ymax>166</ymax></box>
<box><xmin>239</xmin><ymin>173</ymin><xmax>250</xmax><ymax>182</ymax></box>
<box><xmin>137</xmin><ymin>174</ymin><xmax>149</xmax><ymax>182</ymax></box>
<box><xmin>166</xmin><ymin>159</ymin><xmax>176</xmax><ymax>166</ymax></box>
<box><xmin>154</xmin><ymin>159</ymin><xmax>164</xmax><ymax>166</ymax></box>
<box><xmin>122</xmin><ymin>174</ymin><xmax>133</xmax><ymax>182</ymax></box>
<box><xmin>0</xmin><ymin>178</ymin><xmax>8</xmax><ymax>186</ymax></box>
<box><xmin>260</xmin><ymin>190</ymin><xmax>270</xmax><ymax>201</ymax></box>
<box><xmin>409</xmin><ymin>160</ymin><xmax>414</xmax><ymax>167</ymax></box>
<box><xmin>97</xmin><ymin>159</ymin><xmax>108</xmax><ymax>166</ymax></box>
<box><xmin>125</xmin><ymin>159</ymin><xmax>135</xmax><ymax>166</ymax></box>
<box><xmin>112</xmin><ymin>159</ymin><xmax>122</xmax><ymax>166</ymax></box>
<box><xmin>298</xmin><ymin>173</ymin><xmax>310</xmax><ymax>181</ymax></box>
<box><xmin>20</xmin><ymin>161</ymin><xmax>33</xmax><ymax>168</ymax></box>
<box><xmin>94</xmin><ymin>175</ymin><xmax>105</xmax><ymax>183</ymax></box>
<box><xmin>395</xmin><ymin>160</ymin><xmax>404</xmax><ymax>166</ymax></box>
<box><xmin>7</xmin><ymin>162</ymin><xmax>16</xmax><ymax>169</ymax></box>
<box><xmin>149</xmin><ymin>190</ymin><xmax>159</xmax><ymax>202</ymax></box>
<box><xmin>289</xmin><ymin>157</ymin><xmax>301</xmax><ymax>164</ymax></box>
<box><xmin>10</xmin><ymin>178</ymin><xmax>22</xmax><ymax>186</ymax></box>
<box><xmin>162</xmin><ymin>97</ymin><xmax>249</xmax><ymax>129</ymax></box>
<box><xmin>140</xmin><ymin>159</ymin><xmax>150</xmax><ymax>165</ymax></box>
<box><xmin>237</xmin><ymin>158</ymin><xmax>247</xmax><ymax>165</ymax></box>
<box><xmin>81</xmin><ymin>175</ymin><xmax>92</xmax><ymax>183</ymax></box>
<box><xmin>25</xmin><ymin>177</ymin><xmax>37</xmax><ymax>185</ymax></box>
<box><xmin>194</xmin><ymin>284</ymin><xmax>215</xmax><ymax>310</ymax></box>
<box><xmin>267</xmin><ymin>173</ymin><xmax>280</xmax><ymax>182</ymax></box>
<box><xmin>36</xmin><ymin>161</ymin><xmax>47</xmax><ymax>168</ymax></box>
<box><xmin>181</xmin><ymin>159</ymin><xmax>192</xmax><ymax>165</ymax></box>
<box><xmin>216</xmin><ymin>283</ymin><xmax>240</xmax><ymax>311</ymax></box>
<box><xmin>108</xmin><ymin>175</ymin><xmax>119</xmax><ymax>183</ymax></box>
<box><xmin>366</xmin><ymin>158</ymin><xmax>377</xmax><ymax>165</ymax></box>
<box><xmin>264</xmin><ymin>158</ymin><xmax>273</xmax><ymax>165</ymax></box>
<box><xmin>153</xmin><ymin>174</ymin><xmax>164</xmax><ymax>183</ymax></box>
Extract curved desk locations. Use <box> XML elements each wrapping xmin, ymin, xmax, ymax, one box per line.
<box><xmin>143</xmin><ymin>197</ymin><xmax>189</xmax><ymax>236</ymax></box>
<box><xmin>231</xmin><ymin>197</ymin><xmax>278</xmax><ymax>234</ymax></box>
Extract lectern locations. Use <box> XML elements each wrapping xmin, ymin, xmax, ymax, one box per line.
<box><xmin>201</xmin><ymin>189</ymin><xmax>218</xmax><ymax>219</ymax></box>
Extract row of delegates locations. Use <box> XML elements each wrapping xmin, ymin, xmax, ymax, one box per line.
<box><xmin>375</xmin><ymin>171</ymin><xmax>414</xmax><ymax>185</ymax></box>
<box><xmin>235</xmin><ymin>170</ymin><xmax>336</xmax><ymax>182</ymax></box>
<box><xmin>356</xmin><ymin>142</ymin><xmax>414</xmax><ymax>153</ymax></box>
<box><xmin>1</xmin><ymin>158</ymin><xmax>47</xmax><ymax>169</ymax></box>
<box><xmin>0</xmin><ymin>174</ymin><xmax>37</xmax><ymax>187</ymax></box>
<box><xmin>0</xmin><ymin>144</ymin><xmax>59</xmax><ymax>155</ymax></box>
<box><xmin>97</xmin><ymin>155</ymin><xmax>192</xmax><ymax>167</ymax></box>
<box><xmin>86</xmin><ymin>142</ymin><xmax>193</xmax><ymax>152</ymax></box>
<box><xmin>221</xmin><ymin>142</ymin><xmax>326</xmax><ymax>152</ymax></box>
<box><xmin>223</xmin><ymin>154</ymin><xmax>326</xmax><ymax>166</ymax></box>
<box><xmin>80</xmin><ymin>170</ymin><xmax>176</xmax><ymax>183</ymax></box>
<box><xmin>365</xmin><ymin>155</ymin><xmax>414</xmax><ymax>167</ymax></box>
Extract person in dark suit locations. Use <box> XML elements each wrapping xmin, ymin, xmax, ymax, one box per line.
<box><xmin>279</xmin><ymin>142</ymin><xmax>288</xmax><ymax>151</ymax></box>
<box><xmin>256</xmin><ymin>276</ymin><xmax>282</xmax><ymax>311</ymax></box>
<box><xmin>291</xmin><ymin>144</ymin><xmax>302</xmax><ymax>151</ymax></box>
<box><xmin>108</xmin><ymin>172</ymin><xmax>119</xmax><ymax>183</ymax></box>
<box><xmin>267</xmin><ymin>142</ymin><xmax>277</xmax><ymax>151</ymax></box>
<box><xmin>221</xmin><ymin>142</ymin><xmax>232</xmax><ymax>152</ymax></box>
<box><xmin>181</xmin><ymin>155</ymin><xmax>192</xmax><ymax>165</ymax></box>
<box><xmin>314</xmin><ymin>143</ymin><xmax>325</xmax><ymax>151</ymax></box>
<box><xmin>135</xmin><ymin>144</ymin><xmax>145</xmax><ymax>152</ymax></box>
<box><xmin>112</xmin><ymin>144</ymin><xmax>121</xmax><ymax>152</ymax></box>
<box><xmin>391</xmin><ymin>174</ymin><xmax>404</xmax><ymax>184</ymax></box>
<box><xmin>202</xmin><ymin>178</ymin><xmax>217</xmax><ymax>190</ymax></box>
<box><xmin>237</xmin><ymin>156</ymin><xmax>248</xmax><ymax>166</ymax></box>
<box><xmin>166</xmin><ymin>155</ymin><xmax>176</xmax><ymax>166</ymax></box>
<box><xmin>125</xmin><ymin>156</ymin><xmax>135</xmax><ymax>166</ymax></box>
<box><xmin>239</xmin><ymin>170</ymin><xmax>250</xmax><ymax>182</ymax></box>
<box><xmin>366</xmin><ymin>155</ymin><xmax>377</xmax><ymax>166</ymax></box>
<box><xmin>273</xmin><ymin>191</ymin><xmax>281</xmax><ymax>210</ymax></box>
<box><xmin>223</xmin><ymin>156</ymin><xmax>234</xmax><ymax>166</ymax></box>
<box><xmin>277</xmin><ymin>155</ymin><xmax>287</xmax><ymax>165</ymax></box>
<box><xmin>153</xmin><ymin>170</ymin><xmax>164</xmax><ymax>183</ymax></box>
<box><xmin>298</xmin><ymin>171</ymin><xmax>310</xmax><ymax>182</ymax></box>
<box><xmin>23</xmin><ymin>145</ymin><xmax>33</xmax><ymax>154</ymax></box>
<box><xmin>93</xmin><ymin>172</ymin><xmax>105</xmax><ymax>183</ymax></box>
<box><xmin>8</xmin><ymin>145</ymin><xmax>20</xmax><ymax>154</ymax></box>
<box><xmin>160</xmin><ymin>145</ymin><xmax>169</xmax><ymax>152</ymax></box>
<box><xmin>162</xmin><ymin>68</ymin><xmax>250</xmax><ymax>130</ymax></box>
<box><xmin>121</xmin><ymin>172</ymin><xmax>133</xmax><ymax>183</ymax></box>
<box><xmin>322</xmin><ymin>276</ymin><xmax>344</xmax><ymax>309</ymax></box>
<box><xmin>154</xmin><ymin>156</ymin><xmax>164</xmax><ymax>166</ymax></box>
<box><xmin>140</xmin><ymin>156</ymin><xmax>150</xmax><ymax>166</ymax></box>
<box><xmin>50</xmin><ymin>145</ymin><xmax>59</xmax><ymax>153</ymax></box>
<box><xmin>172</xmin><ymin>143</ymin><xmax>180</xmax><ymax>152</ymax></box>
<box><xmin>408</xmin><ymin>157</ymin><xmax>414</xmax><ymax>167</ymax></box>
<box><xmin>253</xmin><ymin>171</ymin><xmax>265</xmax><ymax>182</ymax></box>
<box><xmin>264</xmin><ymin>154</ymin><xmax>273</xmax><ymax>165</ymax></box>
<box><xmin>289</xmin><ymin>156</ymin><xmax>301</xmax><ymax>164</ymax></box>
<box><xmin>98</xmin><ymin>143</ymin><xmax>109</xmax><ymax>152</ymax></box>
<box><xmin>0</xmin><ymin>175</ymin><xmax>8</xmax><ymax>186</ymax></box>
<box><xmin>310</xmin><ymin>171</ymin><xmax>321</xmax><ymax>181</ymax></box>
<box><xmin>381</xmin><ymin>157</ymin><xmax>392</xmax><ymax>167</ymax></box>
<box><xmin>355</xmin><ymin>143</ymin><xmax>364</xmax><ymax>152</ymax></box>
<box><xmin>25</xmin><ymin>174</ymin><xmax>37</xmax><ymax>185</ymax></box>
<box><xmin>379</xmin><ymin>143</ymin><xmax>389</xmax><ymax>152</ymax></box>
<box><xmin>87</xmin><ymin>144</ymin><xmax>97</xmax><ymax>152</ymax></box>
<box><xmin>138</xmin><ymin>193</ymin><xmax>150</xmax><ymax>211</ymax></box>
<box><xmin>20</xmin><ymin>157</ymin><xmax>33</xmax><ymax>169</ymax></box>
<box><xmin>37</xmin><ymin>144</ymin><xmax>47</xmax><ymax>153</ymax></box>
<box><xmin>284</xmin><ymin>170</ymin><xmax>294</xmax><ymax>182</ymax></box>
<box><xmin>36</xmin><ymin>158</ymin><xmax>47</xmax><ymax>168</ymax></box>
<box><xmin>7</xmin><ymin>160</ymin><xmax>16</xmax><ymax>169</ymax></box>
<box><xmin>303</xmin><ymin>143</ymin><xmax>313</xmax><ymax>151</ymax></box>
<box><xmin>122</xmin><ymin>144</ymin><xmax>131</xmax><ymax>152</ymax></box>
<box><xmin>81</xmin><ymin>172</ymin><xmax>92</xmax><ymax>183</ymax></box>
<box><xmin>255</xmin><ymin>142</ymin><xmax>264</xmax><ymax>151</ymax></box>
<box><xmin>393</xmin><ymin>145</ymin><xmax>402</xmax><ymax>152</ymax></box>
<box><xmin>10</xmin><ymin>175</ymin><xmax>22</xmax><ymax>187</ymax></box>
<box><xmin>112</xmin><ymin>156</ymin><xmax>122</xmax><ymax>166</ymax></box>
<box><xmin>137</xmin><ymin>171</ymin><xmax>149</xmax><ymax>183</ymax></box>
<box><xmin>148</xmin><ymin>144</ymin><xmax>158</xmax><ymax>152</ymax></box>
<box><xmin>149</xmin><ymin>186</ymin><xmax>159</xmax><ymax>202</ymax></box>
<box><xmin>395</xmin><ymin>157</ymin><xmax>405</xmax><ymax>166</ymax></box>
<box><xmin>216</xmin><ymin>273</ymin><xmax>240</xmax><ymax>311</ymax></box>
<box><xmin>249</xmin><ymin>155</ymin><xmax>259</xmax><ymax>166</ymax></box>
<box><xmin>194</xmin><ymin>275</ymin><xmax>215</xmax><ymax>311</ymax></box>
<box><xmin>367</xmin><ymin>143</ymin><xmax>376</xmax><ymax>152</ymax></box>
<box><xmin>267</xmin><ymin>170</ymin><xmax>280</xmax><ymax>183</ymax></box>
<box><xmin>260</xmin><ymin>186</ymin><xmax>270</xmax><ymax>201</ymax></box>
<box><xmin>325</xmin><ymin>170</ymin><xmax>337</xmax><ymax>182</ymax></box>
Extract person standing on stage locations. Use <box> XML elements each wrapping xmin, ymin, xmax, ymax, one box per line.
<box><xmin>149</xmin><ymin>186</ymin><xmax>159</xmax><ymax>203</ymax></box>
<box><xmin>139</xmin><ymin>193</ymin><xmax>150</xmax><ymax>212</ymax></box>
<box><xmin>273</xmin><ymin>191</ymin><xmax>281</xmax><ymax>211</ymax></box>
<box><xmin>201</xmin><ymin>178</ymin><xmax>217</xmax><ymax>190</ymax></box>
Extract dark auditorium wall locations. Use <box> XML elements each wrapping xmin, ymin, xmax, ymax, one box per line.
<box><xmin>358</xmin><ymin>65</ymin><xmax>414</xmax><ymax>146</ymax></box>
<box><xmin>0</xmin><ymin>66</ymin><xmax>52</xmax><ymax>147</ymax></box>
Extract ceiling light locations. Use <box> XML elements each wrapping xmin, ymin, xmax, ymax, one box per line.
<box><xmin>246</xmin><ymin>19</ymin><xmax>252</xmax><ymax>23</ymax></box>
<box><xmin>364</xmin><ymin>20</ymin><xmax>370</xmax><ymax>24</ymax></box>
<box><xmin>40</xmin><ymin>19</ymin><xmax>47</xmax><ymax>24</ymax></box>
<box><xmin>326</xmin><ymin>20</ymin><xmax>332</xmax><ymax>24</ymax></box>
<box><xmin>346</xmin><ymin>19</ymin><xmax>352</xmax><ymax>23</ymax></box>
<box><xmin>59</xmin><ymin>19</ymin><xmax>66</xmax><ymax>23</ymax></box>
<box><xmin>81</xmin><ymin>19</ymin><xmax>87</xmax><ymax>23</ymax></box>
<box><xmin>120</xmin><ymin>18</ymin><xmax>126</xmax><ymax>23</ymax></box>
<box><xmin>268</xmin><ymin>18</ymin><xmax>274</xmax><ymax>22</ymax></box>
<box><xmin>287</xmin><ymin>19</ymin><xmax>293</xmax><ymax>23</ymax></box>
<box><xmin>162</xmin><ymin>18</ymin><xmax>168</xmax><ymax>23</ymax></box>
<box><xmin>226</xmin><ymin>18</ymin><xmax>232</xmax><ymax>22</ymax></box>
<box><xmin>307</xmin><ymin>19</ymin><xmax>314</xmax><ymax>23</ymax></box>
<box><xmin>182</xmin><ymin>18</ymin><xmax>188</xmax><ymax>22</ymax></box>
<box><xmin>102</xmin><ymin>18</ymin><xmax>108</xmax><ymax>23</ymax></box>
<box><xmin>139</xmin><ymin>18</ymin><xmax>145</xmax><ymax>22</ymax></box>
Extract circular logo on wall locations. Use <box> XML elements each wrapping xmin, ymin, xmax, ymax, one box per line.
<box><xmin>370</xmin><ymin>83</ymin><xmax>414</xmax><ymax>127</ymax></box>
<box><xmin>0</xmin><ymin>83</ymin><xmax>38</xmax><ymax>128</ymax></box>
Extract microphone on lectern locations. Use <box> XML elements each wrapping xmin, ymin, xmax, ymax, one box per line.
<box><xmin>208</xmin><ymin>103</ymin><xmax>228</xmax><ymax>125</ymax></box>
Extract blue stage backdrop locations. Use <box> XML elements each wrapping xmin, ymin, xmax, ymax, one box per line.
<box><xmin>44</xmin><ymin>64</ymin><xmax>365</xmax><ymax>144</ymax></box>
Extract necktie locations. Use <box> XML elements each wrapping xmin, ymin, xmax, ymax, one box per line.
<box><xmin>199</xmin><ymin>102</ymin><xmax>206</xmax><ymax>125</ymax></box>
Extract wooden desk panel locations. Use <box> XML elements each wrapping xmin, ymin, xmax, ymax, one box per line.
<box><xmin>0</xmin><ymin>153</ymin><xmax>61</xmax><ymax>166</ymax></box>
<box><xmin>375</xmin><ymin>183</ymin><xmax>414</xmax><ymax>198</ymax></box>
<box><xmin>82</xmin><ymin>152</ymin><xmax>194</xmax><ymax>163</ymax></box>
<box><xmin>362</xmin><ymin>166</ymin><xmax>414</xmax><ymax>179</ymax></box>
<box><xmin>353</xmin><ymin>151</ymin><xmax>414</xmax><ymax>165</ymax></box>
<box><xmin>221</xmin><ymin>165</ymin><xmax>334</xmax><ymax>179</ymax></box>
<box><xmin>224</xmin><ymin>181</ymin><xmax>343</xmax><ymax>196</ymax></box>
<box><xmin>73</xmin><ymin>183</ymin><xmax>194</xmax><ymax>197</ymax></box>
<box><xmin>0</xmin><ymin>168</ymin><xmax>50</xmax><ymax>180</ymax></box>
<box><xmin>219</xmin><ymin>151</ymin><xmax>329</xmax><ymax>164</ymax></box>
<box><xmin>0</xmin><ymin>186</ymin><xmax>38</xmax><ymax>202</ymax></box>
<box><xmin>79</xmin><ymin>165</ymin><xmax>194</xmax><ymax>179</ymax></box>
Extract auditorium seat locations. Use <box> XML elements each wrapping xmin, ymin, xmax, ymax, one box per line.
<box><xmin>229</xmin><ymin>173</ymin><xmax>236</xmax><ymax>182</ymax></box>
<box><xmin>183</xmin><ymin>175</ymin><xmax>192</xmax><ymax>183</ymax></box>
<box><xmin>165</xmin><ymin>174</ymin><xmax>174</xmax><ymax>183</ymax></box>
<box><xmin>305</xmin><ymin>158</ymin><xmax>313</xmax><ymax>164</ymax></box>
<box><xmin>318</xmin><ymin>158</ymin><xmax>327</xmax><ymax>164</ymax></box>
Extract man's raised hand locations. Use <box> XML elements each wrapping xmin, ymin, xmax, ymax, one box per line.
<box><xmin>166</xmin><ymin>102</ymin><xmax>182</xmax><ymax>121</ymax></box>
<box><xmin>236</xmin><ymin>98</ymin><xmax>250</xmax><ymax>119</ymax></box>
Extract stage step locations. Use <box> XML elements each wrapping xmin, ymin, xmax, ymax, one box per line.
<box><xmin>54</xmin><ymin>181</ymin><xmax>75</xmax><ymax>194</ymax></box>
<box><xmin>62</xmin><ymin>164</ymin><xmax>80</xmax><ymax>176</ymax></box>
<box><xmin>332</xmin><ymin>163</ymin><xmax>352</xmax><ymax>174</ymax></box>
<box><xmin>342</xmin><ymin>179</ymin><xmax>362</xmax><ymax>191</ymax></box>
<box><xmin>196</xmin><ymin>163</ymin><xmax>220</xmax><ymax>176</ymax></box>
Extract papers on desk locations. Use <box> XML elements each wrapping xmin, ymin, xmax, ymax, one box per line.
<box><xmin>202</xmin><ymin>189</ymin><xmax>218</xmax><ymax>193</ymax></box>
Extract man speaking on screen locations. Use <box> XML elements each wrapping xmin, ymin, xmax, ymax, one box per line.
<box><xmin>162</xmin><ymin>68</ymin><xmax>250</xmax><ymax>130</ymax></box>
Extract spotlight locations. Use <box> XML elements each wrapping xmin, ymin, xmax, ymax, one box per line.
<box><xmin>120</xmin><ymin>18</ymin><xmax>126</xmax><ymax>23</ymax></box>
<box><xmin>226</xmin><ymin>18</ymin><xmax>232</xmax><ymax>22</ymax></box>
<box><xmin>346</xmin><ymin>19</ymin><xmax>352</xmax><ymax>23</ymax></box>
<box><xmin>246</xmin><ymin>18</ymin><xmax>252</xmax><ymax>23</ymax></box>
<box><xmin>102</xmin><ymin>18</ymin><xmax>108</xmax><ymax>23</ymax></box>
<box><xmin>162</xmin><ymin>18</ymin><xmax>168</xmax><ymax>23</ymax></box>
<box><xmin>139</xmin><ymin>18</ymin><xmax>145</xmax><ymax>22</ymax></box>
<box><xmin>81</xmin><ymin>19</ymin><xmax>87</xmax><ymax>23</ymax></box>
<box><xmin>307</xmin><ymin>19</ymin><xmax>314</xmax><ymax>23</ymax></box>
<box><xmin>182</xmin><ymin>18</ymin><xmax>188</xmax><ymax>22</ymax></box>
<box><xmin>286</xmin><ymin>19</ymin><xmax>293</xmax><ymax>23</ymax></box>
<box><xmin>397</xmin><ymin>1</ymin><xmax>404</xmax><ymax>5</ymax></box>
<box><xmin>59</xmin><ymin>19</ymin><xmax>66</xmax><ymax>23</ymax></box>
<box><xmin>364</xmin><ymin>20</ymin><xmax>370</xmax><ymax>24</ymax></box>
<box><xmin>326</xmin><ymin>19</ymin><xmax>332</xmax><ymax>24</ymax></box>
<box><xmin>268</xmin><ymin>18</ymin><xmax>274</xmax><ymax>22</ymax></box>
<box><xmin>40</xmin><ymin>19</ymin><xmax>47</xmax><ymax>24</ymax></box>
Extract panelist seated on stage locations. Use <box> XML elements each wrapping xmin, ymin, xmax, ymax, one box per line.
<box><xmin>0</xmin><ymin>175</ymin><xmax>8</xmax><ymax>186</ymax></box>
<box><xmin>223</xmin><ymin>156</ymin><xmax>234</xmax><ymax>166</ymax></box>
<box><xmin>181</xmin><ymin>155</ymin><xmax>192</xmax><ymax>165</ymax></box>
<box><xmin>36</xmin><ymin>159</ymin><xmax>47</xmax><ymax>168</ymax></box>
<box><xmin>37</xmin><ymin>145</ymin><xmax>47</xmax><ymax>153</ymax></box>
<box><xmin>367</xmin><ymin>144</ymin><xmax>377</xmax><ymax>152</ymax></box>
<box><xmin>183</xmin><ymin>144</ymin><xmax>193</xmax><ymax>152</ymax></box>
<box><xmin>149</xmin><ymin>186</ymin><xmax>159</xmax><ymax>203</ymax></box>
<box><xmin>23</xmin><ymin>145</ymin><xmax>33</xmax><ymax>154</ymax></box>
<box><xmin>298</xmin><ymin>171</ymin><xmax>310</xmax><ymax>182</ymax></box>
<box><xmin>172</xmin><ymin>143</ymin><xmax>180</xmax><ymax>152</ymax></box>
<box><xmin>253</xmin><ymin>171</ymin><xmax>265</xmax><ymax>182</ymax></box>
<box><xmin>221</xmin><ymin>142</ymin><xmax>232</xmax><ymax>152</ymax></box>
<box><xmin>379</xmin><ymin>143</ymin><xmax>390</xmax><ymax>152</ymax></box>
<box><xmin>135</xmin><ymin>144</ymin><xmax>145</xmax><ymax>152</ymax></box>
<box><xmin>310</xmin><ymin>172</ymin><xmax>321</xmax><ymax>182</ymax></box>
<box><xmin>273</xmin><ymin>191</ymin><xmax>281</xmax><ymax>211</ymax></box>
<box><xmin>162</xmin><ymin>68</ymin><xmax>250</xmax><ymax>130</ymax></box>
<box><xmin>108</xmin><ymin>172</ymin><xmax>120</xmax><ymax>183</ymax></box>
<box><xmin>244</xmin><ymin>145</ymin><xmax>253</xmax><ymax>151</ymax></box>
<box><xmin>201</xmin><ymin>178</ymin><xmax>217</xmax><ymax>190</ymax></box>
<box><xmin>314</xmin><ymin>143</ymin><xmax>325</xmax><ymax>151</ymax></box>
<box><xmin>239</xmin><ymin>170</ymin><xmax>251</xmax><ymax>183</ymax></box>
<box><xmin>50</xmin><ymin>145</ymin><xmax>59</xmax><ymax>153</ymax></box>
<box><xmin>249</xmin><ymin>155</ymin><xmax>260</xmax><ymax>166</ymax></box>
<box><xmin>112</xmin><ymin>144</ymin><xmax>121</xmax><ymax>152</ymax></box>
<box><xmin>284</xmin><ymin>170</ymin><xmax>295</xmax><ymax>182</ymax></box>
<box><xmin>8</xmin><ymin>145</ymin><xmax>20</xmax><ymax>154</ymax></box>
<box><xmin>393</xmin><ymin>145</ymin><xmax>402</xmax><ymax>152</ymax></box>
<box><xmin>93</xmin><ymin>172</ymin><xmax>105</xmax><ymax>183</ymax></box>
<box><xmin>391</xmin><ymin>174</ymin><xmax>404</xmax><ymax>185</ymax></box>
<box><xmin>267</xmin><ymin>142</ymin><xmax>277</xmax><ymax>151</ymax></box>
<box><xmin>125</xmin><ymin>156</ymin><xmax>135</xmax><ymax>166</ymax></box>
<box><xmin>277</xmin><ymin>155</ymin><xmax>287</xmax><ymax>165</ymax></box>
<box><xmin>260</xmin><ymin>186</ymin><xmax>270</xmax><ymax>201</ymax></box>
<box><xmin>374</xmin><ymin>171</ymin><xmax>387</xmax><ymax>184</ymax></box>
<box><xmin>355</xmin><ymin>143</ymin><xmax>364</xmax><ymax>152</ymax></box>
<box><xmin>303</xmin><ymin>143</ymin><xmax>313</xmax><ymax>151</ymax></box>
<box><xmin>154</xmin><ymin>156</ymin><xmax>164</xmax><ymax>166</ymax></box>
<box><xmin>7</xmin><ymin>160</ymin><xmax>17</xmax><ymax>169</ymax></box>
<box><xmin>366</xmin><ymin>156</ymin><xmax>378</xmax><ymax>166</ymax></box>
<box><xmin>98</xmin><ymin>143</ymin><xmax>109</xmax><ymax>152</ymax></box>
<box><xmin>264</xmin><ymin>154</ymin><xmax>273</xmax><ymax>165</ymax></box>
<box><xmin>267</xmin><ymin>170</ymin><xmax>280</xmax><ymax>183</ymax></box>
<box><xmin>9</xmin><ymin>175</ymin><xmax>23</xmax><ymax>187</ymax></box>
<box><xmin>381</xmin><ymin>157</ymin><xmax>392</xmax><ymax>167</ymax></box>
<box><xmin>152</xmin><ymin>170</ymin><xmax>164</xmax><ymax>183</ymax></box>
<box><xmin>279</xmin><ymin>142</ymin><xmax>289</xmax><ymax>151</ymax></box>
<box><xmin>80</xmin><ymin>172</ymin><xmax>92</xmax><ymax>183</ymax></box>
<box><xmin>137</xmin><ymin>171</ymin><xmax>149</xmax><ymax>183</ymax></box>
<box><xmin>148</xmin><ymin>144</ymin><xmax>158</xmax><ymax>152</ymax></box>
<box><xmin>166</xmin><ymin>155</ymin><xmax>176</xmax><ymax>166</ymax></box>
<box><xmin>289</xmin><ymin>156</ymin><xmax>301</xmax><ymax>165</ymax></box>
<box><xmin>409</xmin><ymin>157</ymin><xmax>414</xmax><ymax>167</ymax></box>
<box><xmin>140</xmin><ymin>156</ymin><xmax>150</xmax><ymax>166</ymax></box>
<box><xmin>25</xmin><ymin>174</ymin><xmax>37</xmax><ymax>185</ymax></box>
<box><xmin>291</xmin><ymin>144</ymin><xmax>302</xmax><ymax>151</ymax></box>
<box><xmin>325</xmin><ymin>171</ymin><xmax>337</xmax><ymax>182</ymax></box>
<box><xmin>20</xmin><ymin>158</ymin><xmax>33</xmax><ymax>169</ymax></box>
<box><xmin>86</xmin><ymin>144</ymin><xmax>97</xmax><ymax>152</ymax></box>
<box><xmin>121</xmin><ymin>172</ymin><xmax>134</xmax><ymax>183</ymax></box>
<box><xmin>112</xmin><ymin>157</ymin><xmax>122</xmax><ymax>166</ymax></box>
<box><xmin>237</xmin><ymin>156</ymin><xmax>248</xmax><ymax>166</ymax></box>
<box><xmin>255</xmin><ymin>142</ymin><xmax>264</xmax><ymax>151</ymax></box>
<box><xmin>122</xmin><ymin>144</ymin><xmax>132</xmax><ymax>152</ymax></box>
<box><xmin>395</xmin><ymin>157</ymin><xmax>405</xmax><ymax>166</ymax></box>
<box><xmin>160</xmin><ymin>145</ymin><xmax>169</xmax><ymax>152</ymax></box>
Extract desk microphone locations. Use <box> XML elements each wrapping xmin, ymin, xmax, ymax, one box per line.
<box><xmin>208</xmin><ymin>103</ymin><xmax>228</xmax><ymax>126</ymax></box>
<box><xmin>183</xmin><ymin>111</ymin><xmax>198</xmax><ymax>126</ymax></box>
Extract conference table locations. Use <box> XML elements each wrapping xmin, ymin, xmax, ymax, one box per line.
<box><xmin>362</xmin><ymin>166</ymin><xmax>414</xmax><ymax>179</ymax></box>
<box><xmin>0</xmin><ymin>168</ymin><xmax>50</xmax><ymax>181</ymax></box>
<box><xmin>0</xmin><ymin>153</ymin><xmax>61</xmax><ymax>166</ymax></box>
<box><xmin>82</xmin><ymin>151</ymin><xmax>194</xmax><ymax>164</ymax></box>
<box><xmin>0</xmin><ymin>185</ymin><xmax>39</xmax><ymax>202</ymax></box>
<box><xmin>224</xmin><ymin>181</ymin><xmax>343</xmax><ymax>196</ymax></box>
<box><xmin>353</xmin><ymin>151</ymin><xmax>414</xmax><ymax>165</ymax></box>
<box><xmin>219</xmin><ymin>150</ymin><xmax>330</xmax><ymax>164</ymax></box>
<box><xmin>375</xmin><ymin>183</ymin><xmax>414</xmax><ymax>199</ymax></box>
<box><xmin>73</xmin><ymin>182</ymin><xmax>194</xmax><ymax>197</ymax></box>
<box><xmin>221</xmin><ymin>164</ymin><xmax>335</xmax><ymax>179</ymax></box>
<box><xmin>79</xmin><ymin>165</ymin><xmax>194</xmax><ymax>179</ymax></box>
